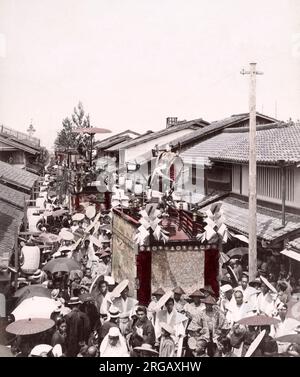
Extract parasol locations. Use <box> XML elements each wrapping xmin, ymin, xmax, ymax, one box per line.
<box><xmin>227</xmin><ymin>247</ymin><xmax>248</xmax><ymax>258</ymax></box>
<box><xmin>275</xmin><ymin>333</ymin><xmax>300</xmax><ymax>344</ymax></box>
<box><xmin>153</xmin><ymin>290</ymin><xmax>173</xmax><ymax>312</ymax></box>
<box><xmin>260</xmin><ymin>276</ymin><xmax>277</xmax><ymax>293</ymax></box>
<box><xmin>35</xmin><ymin>233</ymin><xmax>61</xmax><ymax>244</ymax></box>
<box><xmin>6</xmin><ymin>318</ymin><xmax>55</xmax><ymax>335</ymax></box>
<box><xmin>237</xmin><ymin>315</ymin><xmax>280</xmax><ymax>326</ymax></box>
<box><xmin>73</xmin><ymin>127</ymin><xmax>112</xmax><ymax>166</ymax></box>
<box><xmin>12</xmin><ymin>297</ymin><xmax>58</xmax><ymax>320</ymax></box>
<box><xmin>244</xmin><ymin>330</ymin><xmax>266</xmax><ymax>357</ymax></box>
<box><xmin>43</xmin><ymin>257</ymin><xmax>80</xmax><ymax>274</ymax></box>
<box><xmin>226</xmin><ymin>265</ymin><xmax>239</xmax><ymax>287</ymax></box>
<box><xmin>14</xmin><ymin>284</ymin><xmax>51</xmax><ymax>303</ymax></box>
<box><xmin>110</xmin><ymin>279</ymin><xmax>129</xmax><ymax>299</ymax></box>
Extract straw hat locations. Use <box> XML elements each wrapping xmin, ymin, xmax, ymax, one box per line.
<box><xmin>154</xmin><ymin>290</ymin><xmax>173</xmax><ymax>311</ymax></box>
<box><xmin>111</xmin><ymin>279</ymin><xmax>129</xmax><ymax>297</ymax></box>
<box><xmin>133</xmin><ymin>343</ymin><xmax>158</xmax><ymax>355</ymax></box>
<box><xmin>189</xmin><ymin>289</ymin><xmax>205</xmax><ymax>298</ymax></box>
<box><xmin>108</xmin><ymin>306</ymin><xmax>120</xmax><ymax>319</ymax></box>
<box><xmin>200</xmin><ymin>285</ymin><xmax>216</xmax><ymax>297</ymax></box>
<box><xmin>152</xmin><ymin>288</ymin><xmax>165</xmax><ymax>296</ymax></box>
<box><xmin>260</xmin><ymin>276</ymin><xmax>277</xmax><ymax>293</ymax></box>
<box><xmin>201</xmin><ymin>295</ymin><xmax>217</xmax><ymax>305</ymax></box>
<box><xmin>244</xmin><ymin>330</ymin><xmax>266</xmax><ymax>357</ymax></box>
<box><xmin>173</xmin><ymin>286</ymin><xmax>185</xmax><ymax>295</ymax></box>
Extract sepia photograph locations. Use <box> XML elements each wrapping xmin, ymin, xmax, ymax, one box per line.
<box><xmin>0</xmin><ymin>0</ymin><xmax>300</xmax><ymax>361</ymax></box>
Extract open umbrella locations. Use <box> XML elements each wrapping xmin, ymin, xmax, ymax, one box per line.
<box><xmin>35</xmin><ymin>233</ymin><xmax>61</xmax><ymax>244</ymax></box>
<box><xmin>43</xmin><ymin>257</ymin><xmax>80</xmax><ymax>274</ymax></box>
<box><xmin>227</xmin><ymin>247</ymin><xmax>248</xmax><ymax>258</ymax></box>
<box><xmin>0</xmin><ymin>345</ymin><xmax>14</xmax><ymax>357</ymax></box>
<box><xmin>238</xmin><ymin>315</ymin><xmax>280</xmax><ymax>326</ymax></box>
<box><xmin>6</xmin><ymin>318</ymin><xmax>55</xmax><ymax>336</ymax></box>
<box><xmin>220</xmin><ymin>251</ymin><xmax>230</xmax><ymax>265</ymax></box>
<box><xmin>276</xmin><ymin>334</ymin><xmax>300</xmax><ymax>344</ymax></box>
<box><xmin>73</xmin><ymin>127</ymin><xmax>111</xmax><ymax>166</ymax></box>
<box><xmin>12</xmin><ymin>297</ymin><xmax>58</xmax><ymax>320</ymax></box>
<box><xmin>244</xmin><ymin>330</ymin><xmax>266</xmax><ymax>357</ymax></box>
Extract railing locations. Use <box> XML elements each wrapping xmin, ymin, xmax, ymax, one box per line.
<box><xmin>169</xmin><ymin>207</ymin><xmax>204</xmax><ymax>238</ymax></box>
<box><xmin>0</xmin><ymin>125</ymin><xmax>40</xmax><ymax>147</ymax></box>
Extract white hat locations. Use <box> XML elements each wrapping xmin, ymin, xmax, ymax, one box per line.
<box><xmin>220</xmin><ymin>284</ymin><xmax>233</xmax><ymax>293</ymax></box>
<box><xmin>154</xmin><ymin>290</ymin><xmax>173</xmax><ymax>311</ymax></box>
<box><xmin>260</xmin><ymin>276</ymin><xmax>277</xmax><ymax>293</ymax></box>
<box><xmin>108</xmin><ymin>327</ymin><xmax>120</xmax><ymax>337</ymax></box>
<box><xmin>111</xmin><ymin>279</ymin><xmax>129</xmax><ymax>297</ymax></box>
<box><xmin>244</xmin><ymin>330</ymin><xmax>266</xmax><ymax>357</ymax></box>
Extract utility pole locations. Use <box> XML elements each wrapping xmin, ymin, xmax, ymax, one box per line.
<box><xmin>241</xmin><ymin>63</ymin><xmax>263</xmax><ymax>281</ymax></box>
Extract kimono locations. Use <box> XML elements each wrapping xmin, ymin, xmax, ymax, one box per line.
<box><xmin>159</xmin><ymin>336</ymin><xmax>175</xmax><ymax>357</ymax></box>
<box><xmin>111</xmin><ymin>296</ymin><xmax>138</xmax><ymax>334</ymax></box>
<box><xmin>155</xmin><ymin>309</ymin><xmax>187</xmax><ymax>344</ymax></box>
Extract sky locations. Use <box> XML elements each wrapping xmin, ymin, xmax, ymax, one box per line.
<box><xmin>0</xmin><ymin>0</ymin><xmax>300</xmax><ymax>150</ymax></box>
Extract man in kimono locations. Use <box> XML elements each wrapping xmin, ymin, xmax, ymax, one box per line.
<box><xmin>110</xmin><ymin>279</ymin><xmax>138</xmax><ymax>335</ymax></box>
<box><xmin>154</xmin><ymin>294</ymin><xmax>188</xmax><ymax>346</ymax></box>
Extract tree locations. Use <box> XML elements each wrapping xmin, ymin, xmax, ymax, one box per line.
<box><xmin>54</xmin><ymin>102</ymin><xmax>91</xmax><ymax>150</ymax></box>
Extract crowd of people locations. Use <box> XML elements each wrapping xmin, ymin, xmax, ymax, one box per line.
<box><xmin>2</xmin><ymin>165</ymin><xmax>300</xmax><ymax>358</ymax></box>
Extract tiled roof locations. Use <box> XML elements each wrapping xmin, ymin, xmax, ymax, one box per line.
<box><xmin>0</xmin><ymin>200</ymin><xmax>24</xmax><ymax>267</ymax></box>
<box><xmin>95</xmin><ymin>130</ymin><xmax>140</xmax><ymax>150</ymax></box>
<box><xmin>106</xmin><ymin>119</ymin><xmax>209</xmax><ymax>151</ymax></box>
<box><xmin>180</xmin><ymin>122</ymin><xmax>299</xmax><ymax>165</ymax></box>
<box><xmin>96</xmin><ymin>135</ymin><xmax>133</xmax><ymax>150</ymax></box>
<box><xmin>200</xmin><ymin>196</ymin><xmax>300</xmax><ymax>243</ymax></box>
<box><xmin>212</xmin><ymin>123</ymin><xmax>300</xmax><ymax>164</ymax></box>
<box><xmin>0</xmin><ymin>160</ymin><xmax>38</xmax><ymax>190</ymax></box>
<box><xmin>180</xmin><ymin>132</ymin><xmax>235</xmax><ymax>164</ymax></box>
<box><xmin>0</xmin><ymin>183</ymin><xmax>29</xmax><ymax>209</ymax></box>
<box><xmin>169</xmin><ymin>112</ymin><xmax>278</xmax><ymax>150</ymax></box>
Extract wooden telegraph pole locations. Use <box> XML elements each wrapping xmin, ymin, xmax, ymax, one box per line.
<box><xmin>241</xmin><ymin>63</ymin><xmax>263</xmax><ymax>281</ymax></box>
